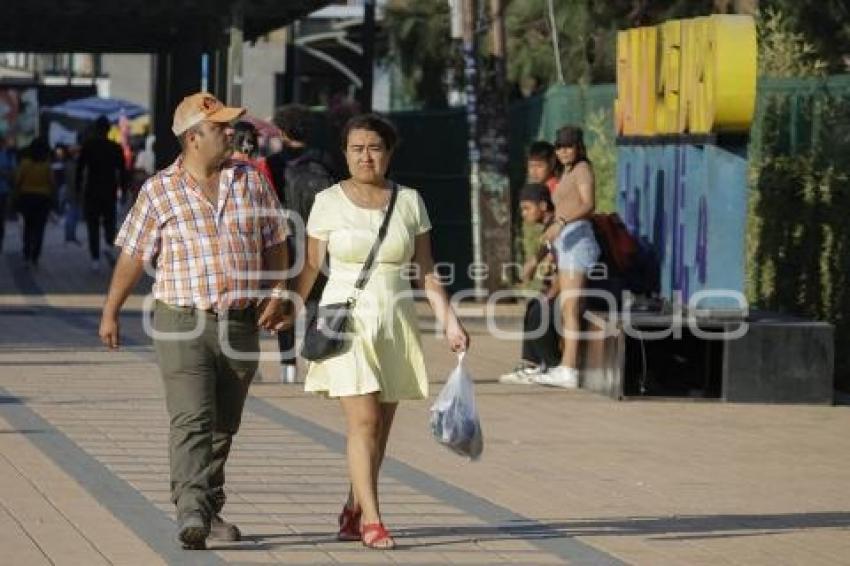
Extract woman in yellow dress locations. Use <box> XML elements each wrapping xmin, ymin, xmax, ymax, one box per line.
<box><xmin>288</xmin><ymin>114</ymin><xmax>468</xmax><ymax>549</ymax></box>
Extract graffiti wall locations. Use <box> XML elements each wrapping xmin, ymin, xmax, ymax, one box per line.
<box><xmin>613</xmin><ymin>14</ymin><xmax>756</xmax><ymax>310</ymax></box>
<box><xmin>617</xmin><ymin>142</ymin><xmax>748</xmax><ymax>308</ymax></box>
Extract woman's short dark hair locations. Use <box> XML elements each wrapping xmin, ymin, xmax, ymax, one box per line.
<box><xmin>28</xmin><ymin>137</ymin><xmax>51</xmax><ymax>161</ymax></box>
<box><xmin>341</xmin><ymin>113</ymin><xmax>398</xmax><ymax>152</ymax></box>
<box><xmin>273</xmin><ymin>104</ymin><xmax>311</xmax><ymax>142</ymax></box>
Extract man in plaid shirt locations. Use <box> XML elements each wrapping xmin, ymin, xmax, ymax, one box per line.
<box><xmin>99</xmin><ymin>93</ymin><xmax>290</xmax><ymax>550</ymax></box>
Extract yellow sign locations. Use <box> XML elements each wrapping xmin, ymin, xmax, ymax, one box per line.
<box><xmin>615</xmin><ymin>14</ymin><xmax>756</xmax><ymax>136</ymax></box>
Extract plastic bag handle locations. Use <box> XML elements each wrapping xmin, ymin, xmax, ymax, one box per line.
<box><xmin>456</xmin><ymin>351</ymin><xmax>466</xmax><ymax>364</ymax></box>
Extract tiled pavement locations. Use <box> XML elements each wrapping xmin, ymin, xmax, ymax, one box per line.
<box><xmin>1</xmin><ymin>221</ymin><xmax>850</xmax><ymax>565</ymax></box>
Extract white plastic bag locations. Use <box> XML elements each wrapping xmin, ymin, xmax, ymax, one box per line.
<box><xmin>429</xmin><ymin>352</ymin><xmax>483</xmax><ymax>460</ymax></box>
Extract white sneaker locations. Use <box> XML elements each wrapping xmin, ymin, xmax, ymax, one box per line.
<box><xmin>499</xmin><ymin>363</ymin><xmax>543</xmax><ymax>385</ymax></box>
<box><xmin>280</xmin><ymin>365</ymin><xmax>297</xmax><ymax>384</ymax></box>
<box><xmin>534</xmin><ymin>366</ymin><xmax>579</xmax><ymax>389</ymax></box>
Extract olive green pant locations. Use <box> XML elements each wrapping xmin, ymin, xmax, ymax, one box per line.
<box><xmin>152</xmin><ymin>301</ymin><xmax>259</xmax><ymax>519</ymax></box>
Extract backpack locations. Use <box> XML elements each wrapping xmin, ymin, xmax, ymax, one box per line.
<box><xmin>281</xmin><ymin>152</ymin><xmax>336</xmax><ymax>228</ymax></box>
<box><xmin>276</xmin><ymin>151</ymin><xmax>336</xmax><ymax>303</ymax></box>
<box><xmin>590</xmin><ymin>212</ymin><xmax>639</xmax><ymax>276</ymax></box>
<box><xmin>590</xmin><ymin>213</ymin><xmax>660</xmax><ymax>297</ymax></box>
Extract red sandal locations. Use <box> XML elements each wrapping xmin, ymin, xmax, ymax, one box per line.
<box><xmin>361</xmin><ymin>522</ymin><xmax>395</xmax><ymax>549</ymax></box>
<box><xmin>337</xmin><ymin>503</ymin><xmax>362</xmax><ymax>541</ymax></box>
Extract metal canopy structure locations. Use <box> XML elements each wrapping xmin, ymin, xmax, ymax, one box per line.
<box><xmin>4</xmin><ymin>0</ymin><xmax>334</xmax><ymax>167</ymax></box>
<box><xmin>3</xmin><ymin>0</ymin><xmax>359</xmax><ymax>167</ymax></box>
<box><xmin>1</xmin><ymin>0</ymin><xmax>331</xmax><ymax>53</ymax></box>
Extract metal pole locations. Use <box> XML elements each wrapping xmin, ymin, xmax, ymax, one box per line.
<box><xmin>547</xmin><ymin>0</ymin><xmax>565</xmax><ymax>84</ymax></box>
<box><xmin>284</xmin><ymin>23</ymin><xmax>298</xmax><ymax>103</ymax></box>
<box><xmin>463</xmin><ymin>0</ymin><xmax>485</xmax><ymax>299</ymax></box>
<box><xmin>293</xmin><ymin>21</ymin><xmax>302</xmax><ymax>103</ymax></box>
<box><xmin>360</xmin><ymin>0</ymin><xmax>375</xmax><ymax>112</ymax></box>
<box><xmin>227</xmin><ymin>0</ymin><xmax>244</xmax><ymax>105</ymax></box>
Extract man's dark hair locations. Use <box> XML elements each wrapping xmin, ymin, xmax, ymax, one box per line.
<box><xmin>341</xmin><ymin>113</ymin><xmax>398</xmax><ymax>152</ymax></box>
<box><xmin>94</xmin><ymin>115</ymin><xmax>111</xmax><ymax>135</ymax></box>
<box><xmin>527</xmin><ymin>140</ymin><xmax>555</xmax><ymax>162</ymax></box>
<box><xmin>273</xmin><ymin>104</ymin><xmax>311</xmax><ymax>142</ymax></box>
<box><xmin>519</xmin><ymin>182</ymin><xmax>553</xmax><ymax>210</ymax></box>
<box><xmin>27</xmin><ymin>137</ymin><xmax>51</xmax><ymax>162</ymax></box>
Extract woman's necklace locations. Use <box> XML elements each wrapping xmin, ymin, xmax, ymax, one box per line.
<box><xmin>348</xmin><ymin>179</ymin><xmax>390</xmax><ymax>209</ymax></box>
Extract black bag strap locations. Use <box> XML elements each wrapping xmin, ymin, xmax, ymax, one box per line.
<box><xmin>349</xmin><ymin>182</ymin><xmax>399</xmax><ymax>302</ymax></box>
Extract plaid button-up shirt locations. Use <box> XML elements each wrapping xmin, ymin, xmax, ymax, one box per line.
<box><xmin>115</xmin><ymin>157</ymin><xmax>288</xmax><ymax>310</ymax></box>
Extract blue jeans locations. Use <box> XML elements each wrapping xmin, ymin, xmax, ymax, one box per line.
<box><xmin>64</xmin><ymin>201</ymin><xmax>79</xmax><ymax>242</ymax></box>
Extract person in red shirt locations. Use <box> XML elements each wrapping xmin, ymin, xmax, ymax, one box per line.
<box><xmin>525</xmin><ymin>140</ymin><xmax>560</xmax><ymax>194</ymax></box>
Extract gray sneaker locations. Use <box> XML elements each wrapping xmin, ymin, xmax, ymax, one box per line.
<box><xmin>209</xmin><ymin>513</ymin><xmax>241</xmax><ymax>542</ymax></box>
<box><xmin>177</xmin><ymin>511</ymin><xmax>209</xmax><ymax>550</ymax></box>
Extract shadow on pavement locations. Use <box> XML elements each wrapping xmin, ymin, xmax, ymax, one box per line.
<box><xmin>210</xmin><ymin>511</ymin><xmax>850</xmax><ymax>551</ymax></box>
<box><xmin>386</xmin><ymin>511</ymin><xmax>850</xmax><ymax>546</ymax></box>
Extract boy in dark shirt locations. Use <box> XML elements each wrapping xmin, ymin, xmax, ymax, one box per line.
<box><xmin>265</xmin><ymin>105</ymin><xmax>336</xmax><ymax>383</ymax></box>
<box><xmin>500</xmin><ymin>183</ymin><xmax>562</xmax><ymax>384</ymax></box>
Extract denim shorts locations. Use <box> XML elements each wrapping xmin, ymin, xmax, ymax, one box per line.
<box><xmin>552</xmin><ymin>220</ymin><xmax>600</xmax><ymax>273</ymax></box>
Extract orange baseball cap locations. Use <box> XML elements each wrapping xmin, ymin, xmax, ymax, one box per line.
<box><xmin>172</xmin><ymin>92</ymin><xmax>245</xmax><ymax>136</ymax></box>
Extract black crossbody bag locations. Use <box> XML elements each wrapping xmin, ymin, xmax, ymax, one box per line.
<box><xmin>300</xmin><ymin>183</ymin><xmax>399</xmax><ymax>362</ymax></box>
